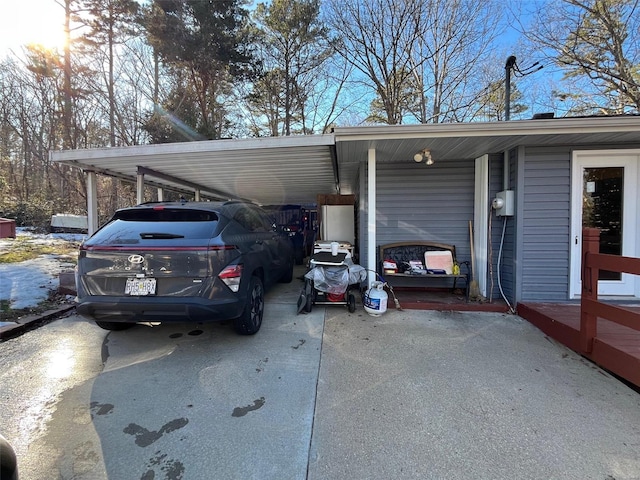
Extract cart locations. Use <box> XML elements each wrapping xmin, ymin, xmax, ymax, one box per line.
<box><xmin>297</xmin><ymin>250</ymin><xmax>366</xmax><ymax>314</ymax></box>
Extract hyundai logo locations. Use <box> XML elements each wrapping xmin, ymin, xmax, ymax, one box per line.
<box><xmin>128</xmin><ymin>254</ymin><xmax>144</xmax><ymax>264</ymax></box>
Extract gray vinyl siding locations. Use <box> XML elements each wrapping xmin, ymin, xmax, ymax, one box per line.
<box><xmin>505</xmin><ymin>148</ymin><xmax>518</xmax><ymax>304</ymax></box>
<box><xmin>488</xmin><ymin>153</ymin><xmax>513</xmax><ymax>302</ymax></box>
<box><xmin>520</xmin><ymin>147</ymin><xmax>572</xmax><ymax>301</ymax></box>
<box><xmin>375</xmin><ymin>160</ymin><xmax>475</xmax><ymax>266</ymax></box>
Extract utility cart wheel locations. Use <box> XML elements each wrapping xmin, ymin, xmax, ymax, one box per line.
<box><xmin>305</xmin><ymin>293</ymin><xmax>313</xmax><ymax>313</ymax></box>
<box><xmin>304</xmin><ymin>279</ymin><xmax>313</xmax><ymax>313</ymax></box>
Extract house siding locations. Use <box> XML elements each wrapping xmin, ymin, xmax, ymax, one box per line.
<box><xmin>520</xmin><ymin>147</ymin><xmax>572</xmax><ymax>301</ymax></box>
<box><xmin>488</xmin><ymin>152</ymin><xmax>513</xmax><ymax>302</ymax></box>
<box><xmin>354</xmin><ymin>139</ymin><xmax>640</xmax><ymax>302</ymax></box>
<box><xmin>506</xmin><ymin>148</ymin><xmax>518</xmax><ymax>304</ymax></box>
<box><xmin>359</xmin><ymin>155</ymin><xmax>511</xmax><ymax>294</ymax></box>
<box><xmin>374</xmin><ymin>160</ymin><xmax>475</xmax><ymax>268</ymax></box>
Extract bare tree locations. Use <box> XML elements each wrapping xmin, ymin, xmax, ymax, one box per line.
<box><xmin>524</xmin><ymin>0</ymin><xmax>640</xmax><ymax>114</ymax></box>
<box><xmin>325</xmin><ymin>0</ymin><xmax>429</xmax><ymax>125</ymax></box>
<box><xmin>411</xmin><ymin>0</ymin><xmax>503</xmax><ymax>123</ymax></box>
<box><xmin>113</xmin><ymin>39</ymin><xmax>161</xmax><ymax>145</ymax></box>
<box><xmin>306</xmin><ymin>55</ymin><xmax>359</xmax><ymax>133</ymax></box>
<box><xmin>325</xmin><ymin>0</ymin><xmax>504</xmax><ymax>125</ymax></box>
<box><xmin>249</xmin><ymin>0</ymin><xmax>334</xmax><ymax>136</ymax></box>
<box><xmin>76</xmin><ymin>0</ymin><xmax>139</xmax><ymax>146</ymax></box>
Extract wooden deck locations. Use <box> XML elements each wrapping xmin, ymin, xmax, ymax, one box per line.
<box><xmin>517</xmin><ymin>302</ymin><xmax>640</xmax><ymax>388</ymax></box>
<box><xmin>388</xmin><ymin>287</ymin><xmax>510</xmax><ymax>312</ymax></box>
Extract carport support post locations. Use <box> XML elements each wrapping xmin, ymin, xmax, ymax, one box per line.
<box><xmin>367</xmin><ymin>148</ymin><xmax>377</xmax><ymax>286</ymax></box>
<box><xmin>86</xmin><ymin>170</ymin><xmax>99</xmax><ymax>235</ymax></box>
<box><xmin>136</xmin><ymin>172</ymin><xmax>144</xmax><ymax>205</ymax></box>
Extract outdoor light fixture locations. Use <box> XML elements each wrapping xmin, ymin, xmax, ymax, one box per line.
<box><xmin>413</xmin><ymin>149</ymin><xmax>434</xmax><ymax>165</ymax></box>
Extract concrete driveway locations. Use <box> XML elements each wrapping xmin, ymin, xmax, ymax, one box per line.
<box><xmin>310</xmin><ymin>308</ymin><xmax>640</xmax><ymax>479</ymax></box>
<box><xmin>1</xmin><ymin>267</ymin><xmax>639</xmax><ymax>479</ymax></box>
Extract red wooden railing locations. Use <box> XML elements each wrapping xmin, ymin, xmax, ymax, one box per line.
<box><xmin>580</xmin><ymin>227</ymin><xmax>640</xmax><ymax>353</ymax></box>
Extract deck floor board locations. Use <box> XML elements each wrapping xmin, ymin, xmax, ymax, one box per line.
<box><xmin>518</xmin><ymin>302</ymin><xmax>640</xmax><ymax>388</ymax></box>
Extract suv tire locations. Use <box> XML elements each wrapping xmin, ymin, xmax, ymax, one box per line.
<box><xmin>279</xmin><ymin>256</ymin><xmax>294</xmax><ymax>283</ymax></box>
<box><xmin>234</xmin><ymin>276</ymin><xmax>264</xmax><ymax>335</ymax></box>
<box><xmin>95</xmin><ymin>321</ymin><xmax>135</xmax><ymax>331</ymax></box>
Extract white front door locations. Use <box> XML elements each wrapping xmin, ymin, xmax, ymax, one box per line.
<box><xmin>570</xmin><ymin>150</ymin><xmax>639</xmax><ymax>298</ymax></box>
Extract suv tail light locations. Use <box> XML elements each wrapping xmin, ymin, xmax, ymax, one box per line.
<box><xmin>219</xmin><ymin>265</ymin><xmax>243</xmax><ymax>292</ymax></box>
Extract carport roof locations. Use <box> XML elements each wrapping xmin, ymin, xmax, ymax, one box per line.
<box><xmin>51</xmin><ymin>134</ymin><xmax>338</xmax><ymax>206</ymax></box>
<box><xmin>51</xmin><ymin>115</ymin><xmax>640</xmax><ymax>206</ymax></box>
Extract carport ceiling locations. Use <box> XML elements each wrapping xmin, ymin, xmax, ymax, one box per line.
<box><xmin>51</xmin><ymin>116</ymin><xmax>640</xmax><ymax>206</ymax></box>
<box><xmin>51</xmin><ymin>135</ymin><xmax>339</xmax><ymax>206</ymax></box>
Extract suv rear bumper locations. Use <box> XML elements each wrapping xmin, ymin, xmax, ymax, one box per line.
<box><xmin>76</xmin><ymin>295</ymin><xmax>244</xmax><ymax>323</ymax></box>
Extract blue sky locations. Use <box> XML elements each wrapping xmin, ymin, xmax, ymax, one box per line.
<box><xmin>2</xmin><ymin>0</ymin><xmax>529</xmax><ymax>56</ymax></box>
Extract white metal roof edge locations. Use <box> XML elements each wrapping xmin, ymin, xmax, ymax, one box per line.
<box><xmin>49</xmin><ymin>116</ymin><xmax>640</xmax><ymax>164</ymax></box>
<box><xmin>50</xmin><ymin>133</ymin><xmax>336</xmax><ymax>162</ymax></box>
<box><xmin>332</xmin><ymin>116</ymin><xmax>640</xmax><ymax>142</ymax></box>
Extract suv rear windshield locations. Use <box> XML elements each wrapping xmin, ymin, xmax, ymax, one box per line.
<box><xmin>86</xmin><ymin>208</ymin><xmax>219</xmax><ymax>245</ymax></box>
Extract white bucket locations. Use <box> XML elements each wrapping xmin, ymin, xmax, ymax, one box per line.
<box><xmin>363</xmin><ymin>282</ymin><xmax>388</xmax><ymax>316</ymax></box>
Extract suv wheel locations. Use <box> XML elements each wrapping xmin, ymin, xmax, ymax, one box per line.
<box><xmin>234</xmin><ymin>276</ymin><xmax>264</xmax><ymax>335</ymax></box>
<box><xmin>279</xmin><ymin>256</ymin><xmax>294</xmax><ymax>283</ymax></box>
<box><xmin>95</xmin><ymin>321</ymin><xmax>135</xmax><ymax>331</ymax></box>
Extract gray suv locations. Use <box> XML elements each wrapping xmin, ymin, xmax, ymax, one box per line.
<box><xmin>75</xmin><ymin>201</ymin><xmax>294</xmax><ymax>335</ymax></box>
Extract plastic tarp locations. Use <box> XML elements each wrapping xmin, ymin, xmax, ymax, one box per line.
<box><xmin>304</xmin><ymin>263</ymin><xmax>366</xmax><ymax>294</ymax></box>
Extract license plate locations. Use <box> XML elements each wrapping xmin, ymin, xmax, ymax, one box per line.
<box><xmin>125</xmin><ymin>278</ymin><xmax>156</xmax><ymax>296</ymax></box>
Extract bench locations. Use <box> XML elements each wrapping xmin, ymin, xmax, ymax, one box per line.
<box><xmin>378</xmin><ymin>241</ymin><xmax>470</xmax><ymax>301</ymax></box>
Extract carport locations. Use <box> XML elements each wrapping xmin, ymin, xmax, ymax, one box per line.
<box><xmin>51</xmin><ymin>115</ymin><xmax>640</xmax><ymax>289</ymax></box>
<box><xmin>50</xmin><ymin>134</ymin><xmax>342</xmax><ymax>228</ymax></box>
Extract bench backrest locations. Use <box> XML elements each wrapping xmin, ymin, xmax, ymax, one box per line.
<box><xmin>379</xmin><ymin>242</ymin><xmax>457</xmax><ymax>273</ymax></box>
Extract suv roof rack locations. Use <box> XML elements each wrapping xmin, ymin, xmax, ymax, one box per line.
<box><xmin>223</xmin><ymin>199</ymin><xmax>256</xmax><ymax>206</ymax></box>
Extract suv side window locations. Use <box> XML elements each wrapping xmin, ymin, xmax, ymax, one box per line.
<box><xmin>255</xmin><ymin>208</ymin><xmax>277</xmax><ymax>232</ymax></box>
<box><xmin>234</xmin><ymin>206</ymin><xmax>268</xmax><ymax>232</ymax></box>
